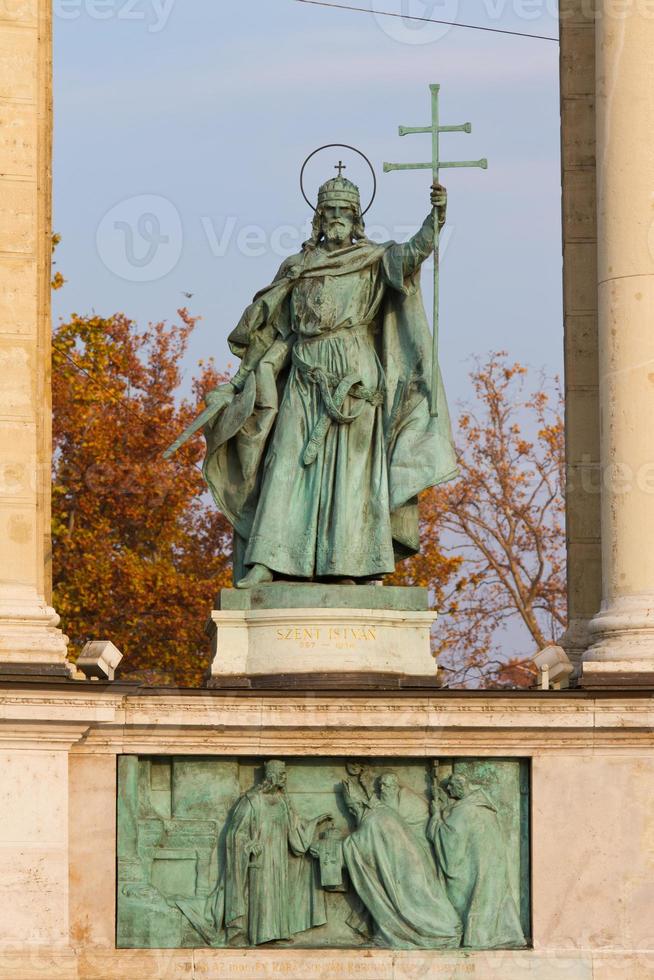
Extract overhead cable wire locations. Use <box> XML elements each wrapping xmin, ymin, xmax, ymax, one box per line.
<box><xmin>293</xmin><ymin>0</ymin><xmax>559</xmax><ymax>42</ymax></box>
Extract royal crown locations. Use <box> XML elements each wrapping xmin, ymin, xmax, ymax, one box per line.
<box><xmin>317</xmin><ymin>176</ymin><xmax>361</xmax><ymax>211</ymax></box>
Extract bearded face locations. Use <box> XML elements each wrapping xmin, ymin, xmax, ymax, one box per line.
<box><xmin>447</xmin><ymin>775</ymin><xmax>467</xmax><ymax>800</ymax></box>
<box><xmin>264</xmin><ymin>762</ymin><xmax>287</xmax><ymax>789</ymax></box>
<box><xmin>379</xmin><ymin>773</ymin><xmax>399</xmax><ymax>802</ymax></box>
<box><xmin>321</xmin><ymin>204</ymin><xmax>356</xmax><ymax>246</ymax></box>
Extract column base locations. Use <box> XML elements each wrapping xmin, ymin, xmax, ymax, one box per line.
<box><xmin>581</xmin><ymin>660</ymin><xmax>654</xmax><ymax>688</ymax></box>
<box><xmin>581</xmin><ymin>595</ymin><xmax>654</xmax><ymax>688</ymax></box>
<box><xmin>558</xmin><ymin>616</ymin><xmax>593</xmax><ymax>676</ymax></box>
<box><xmin>0</xmin><ymin>586</ymin><xmax>72</xmax><ymax>676</ymax></box>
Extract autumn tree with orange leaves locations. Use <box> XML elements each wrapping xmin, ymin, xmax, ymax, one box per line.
<box><xmin>52</xmin><ymin>309</ymin><xmax>232</xmax><ymax>687</ymax></box>
<box><xmin>391</xmin><ymin>353</ymin><xmax>566</xmax><ymax>688</ymax></box>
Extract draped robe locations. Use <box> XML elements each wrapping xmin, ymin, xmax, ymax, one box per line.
<box><xmin>430</xmin><ymin>789</ymin><xmax>527</xmax><ymax>949</ymax></box>
<box><xmin>223</xmin><ymin>789</ymin><xmax>325</xmax><ymax>945</ymax></box>
<box><xmin>176</xmin><ymin>788</ymin><xmax>325</xmax><ymax>947</ymax></box>
<box><xmin>381</xmin><ymin>783</ymin><xmax>430</xmax><ymax>840</ymax></box>
<box><xmin>203</xmin><ymin>214</ymin><xmax>458</xmax><ymax>580</ymax></box>
<box><xmin>342</xmin><ymin>803</ymin><xmax>462</xmax><ymax>949</ymax></box>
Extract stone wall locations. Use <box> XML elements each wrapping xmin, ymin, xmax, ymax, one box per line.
<box><xmin>0</xmin><ymin>685</ymin><xmax>652</xmax><ymax>978</ymax></box>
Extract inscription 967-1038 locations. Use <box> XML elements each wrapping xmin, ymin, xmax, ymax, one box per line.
<box><xmin>117</xmin><ymin>756</ymin><xmax>530</xmax><ymax>951</ymax></box>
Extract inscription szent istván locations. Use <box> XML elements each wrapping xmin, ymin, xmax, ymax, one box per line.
<box><xmin>117</xmin><ymin>756</ymin><xmax>529</xmax><ymax>951</ymax></box>
<box><xmin>276</xmin><ymin>626</ymin><xmax>377</xmax><ymax>644</ymax></box>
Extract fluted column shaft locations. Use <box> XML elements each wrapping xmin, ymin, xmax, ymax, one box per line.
<box><xmin>0</xmin><ymin>0</ymin><xmax>68</xmax><ymax>671</ymax></box>
<box><xmin>584</xmin><ymin>1</ymin><xmax>654</xmax><ymax>675</ymax></box>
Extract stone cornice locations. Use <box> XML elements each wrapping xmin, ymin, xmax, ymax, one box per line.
<box><xmin>0</xmin><ymin>685</ymin><xmax>651</xmax><ymax>753</ymax></box>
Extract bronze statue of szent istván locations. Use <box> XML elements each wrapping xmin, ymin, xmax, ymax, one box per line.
<box><xmin>200</xmin><ymin>174</ymin><xmax>457</xmax><ymax>588</ymax></box>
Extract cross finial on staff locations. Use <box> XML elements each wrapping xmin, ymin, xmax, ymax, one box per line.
<box><xmin>383</xmin><ymin>83</ymin><xmax>488</xmax><ymax>417</ymax></box>
<box><xmin>335</xmin><ymin>160</ymin><xmax>346</xmax><ymax>177</ymax></box>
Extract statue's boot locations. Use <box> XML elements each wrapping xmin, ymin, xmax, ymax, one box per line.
<box><xmin>236</xmin><ymin>563</ymin><xmax>274</xmax><ymax>589</ymax></box>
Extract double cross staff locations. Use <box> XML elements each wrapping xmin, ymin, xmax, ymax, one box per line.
<box><xmin>384</xmin><ymin>84</ymin><xmax>487</xmax><ymax>417</ymax></box>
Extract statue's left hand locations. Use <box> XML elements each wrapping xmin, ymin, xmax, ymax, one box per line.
<box><xmin>431</xmin><ymin>182</ymin><xmax>447</xmax><ymax>217</ymax></box>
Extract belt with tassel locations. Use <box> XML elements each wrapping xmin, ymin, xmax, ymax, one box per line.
<box><xmin>292</xmin><ymin>342</ymin><xmax>384</xmax><ymax>466</ymax></box>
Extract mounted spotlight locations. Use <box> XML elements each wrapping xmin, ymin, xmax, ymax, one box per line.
<box><xmin>76</xmin><ymin>640</ymin><xmax>123</xmax><ymax>681</ymax></box>
<box><xmin>533</xmin><ymin>645</ymin><xmax>573</xmax><ymax>691</ymax></box>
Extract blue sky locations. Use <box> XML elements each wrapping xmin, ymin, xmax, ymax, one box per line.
<box><xmin>53</xmin><ymin>0</ymin><xmax>562</xmax><ymax>407</ymax></box>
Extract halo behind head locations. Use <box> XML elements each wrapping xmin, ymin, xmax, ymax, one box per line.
<box><xmin>300</xmin><ymin>143</ymin><xmax>377</xmax><ymax>216</ymax></box>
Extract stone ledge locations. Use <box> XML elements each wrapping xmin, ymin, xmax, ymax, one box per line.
<box><xmin>0</xmin><ymin>661</ymin><xmax>74</xmax><ymax>679</ymax></box>
<box><xmin>206</xmin><ymin>671</ymin><xmax>444</xmax><ymax>690</ymax></box>
<box><xmin>0</xmin><ymin>686</ymin><xmax>652</xmax><ymax>756</ymax></box>
<box><xmin>2</xmin><ymin>946</ymin><xmax>654</xmax><ymax>980</ymax></box>
<box><xmin>219</xmin><ymin>584</ymin><xmax>429</xmax><ymax>612</ymax></box>
<box><xmin>581</xmin><ymin>660</ymin><xmax>654</xmax><ymax>689</ymax></box>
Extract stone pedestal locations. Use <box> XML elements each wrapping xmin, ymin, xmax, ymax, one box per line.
<box><xmin>207</xmin><ymin>585</ymin><xmax>438</xmax><ymax>684</ymax></box>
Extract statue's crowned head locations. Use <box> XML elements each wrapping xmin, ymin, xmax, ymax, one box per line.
<box><xmin>317</xmin><ymin>175</ymin><xmax>361</xmax><ymax>212</ymax></box>
<box><xmin>306</xmin><ymin>175</ymin><xmax>367</xmax><ymax>249</ymax></box>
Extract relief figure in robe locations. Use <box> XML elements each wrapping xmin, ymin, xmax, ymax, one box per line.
<box><xmin>200</xmin><ymin>176</ymin><xmax>456</xmax><ymax>586</ymax></box>
<box><xmin>176</xmin><ymin>760</ymin><xmax>332</xmax><ymax>947</ymax></box>
<box><xmin>339</xmin><ymin>778</ymin><xmax>462</xmax><ymax>949</ymax></box>
<box><xmin>344</xmin><ymin>760</ymin><xmax>377</xmax><ymax>802</ymax></box>
<box><xmin>378</xmin><ymin>770</ymin><xmax>430</xmax><ymax>840</ymax></box>
<box><xmin>429</xmin><ymin>772</ymin><xmax>527</xmax><ymax>949</ymax></box>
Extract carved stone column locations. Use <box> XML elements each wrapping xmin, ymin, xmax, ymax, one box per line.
<box><xmin>0</xmin><ymin>0</ymin><xmax>69</xmax><ymax>673</ymax></box>
<box><xmin>582</xmin><ymin>1</ymin><xmax>654</xmax><ymax>684</ymax></box>
<box><xmin>558</xmin><ymin>0</ymin><xmax>602</xmax><ymax>670</ymax></box>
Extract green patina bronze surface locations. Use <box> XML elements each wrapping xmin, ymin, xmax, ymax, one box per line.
<box><xmin>117</xmin><ymin>756</ymin><xmax>530</xmax><ymax>950</ymax></box>
<box><xmin>168</xmin><ymin>147</ymin><xmax>458</xmax><ymax>589</ymax></box>
<box><xmin>384</xmin><ymin>82</ymin><xmax>487</xmax><ymax>417</ymax></box>
<box><xmin>219</xmin><ymin>584</ymin><xmax>429</xmax><ymax>612</ymax></box>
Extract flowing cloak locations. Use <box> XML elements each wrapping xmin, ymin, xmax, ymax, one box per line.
<box><xmin>342</xmin><ymin>803</ymin><xmax>462</xmax><ymax>949</ymax></box>
<box><xmin>203</xmin><ymin>235</ymin><xmax>458</xmax><ymax>575</ymax></box>
<box><xmin>430</xmin><ymin>789</ymin><xmax>526</xmax><ymax>949</ymax></box>
<box><xmin>177</xmin><ymin>790</ymin><xmax>325</xmax><ymax>947</ymax></box>
<box><xmin>382</xmin><ymin>784</ymin><xmax>430</xmax><ymax>840</ymax></box>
